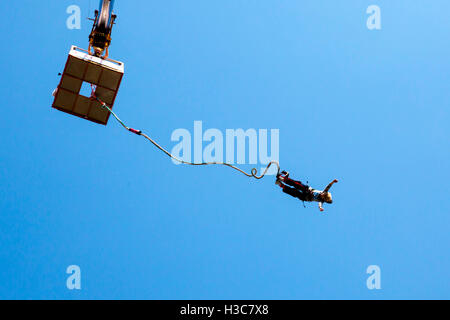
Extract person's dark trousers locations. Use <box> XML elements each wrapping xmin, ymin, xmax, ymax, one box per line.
<box><xmin>282</xmin><ymin>185</ymin><xmax>307</xmax><ymax>201</ymax></box>
<box><xmin>283</xmin><ymin>177</ymin><xmax>310</xmax><ymax>193</ymax></box>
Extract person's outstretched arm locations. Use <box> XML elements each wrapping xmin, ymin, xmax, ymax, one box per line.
<box><xmin>323</xmin><ymin>179</ymin><xmax>338</xmax><ymax>193</ymax></box>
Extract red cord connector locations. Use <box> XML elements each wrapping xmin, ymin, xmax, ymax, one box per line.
<box><xmin>128</xmin><ymin>128</ymin><xmax>142</xmax><ymax>135</ymax></box>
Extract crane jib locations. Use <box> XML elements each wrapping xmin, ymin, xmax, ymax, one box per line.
<box><xmin>97</xmin><ymin>0</ymin><xmax>115</xmax><ymax>30</ymax></box>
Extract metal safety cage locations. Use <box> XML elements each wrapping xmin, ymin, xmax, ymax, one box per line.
<box><xmin>52</xmin><ymin>45</ymin><xmax>124</xmax><ymax>125</ymax></box>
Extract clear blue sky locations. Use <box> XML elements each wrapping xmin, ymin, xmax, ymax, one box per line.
<box><xmin>0</xmin><ymin>0</ymin><xmax>449</xmax><ymax>299</ymax></box>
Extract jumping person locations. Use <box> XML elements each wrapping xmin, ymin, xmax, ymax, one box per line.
<box><xmin>276</xmin><ymin>171</ymin><xmax>338</xmax><ymax>212</ymax></box>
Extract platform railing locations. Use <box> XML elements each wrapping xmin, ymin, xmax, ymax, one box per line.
<box><xmin>72</xmin><ymin>46</ymin><xmax>123</xmax><ymax>67</ymax></box>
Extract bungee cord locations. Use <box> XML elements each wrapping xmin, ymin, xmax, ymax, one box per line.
<box><xmin>92</xmin><ymin>93</ymin><xmax>280</xmax><ymax>180</ymax></box>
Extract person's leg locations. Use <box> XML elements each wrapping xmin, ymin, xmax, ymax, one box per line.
<box><xmin>282</xmin><ymin>185</ymin><xmax>307</xmax><ymax>201</ymax></box>
<box><xmin>283</xmin><ymin>177</ymin><xmax>309</xmax><ymax>193</ymax></box>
